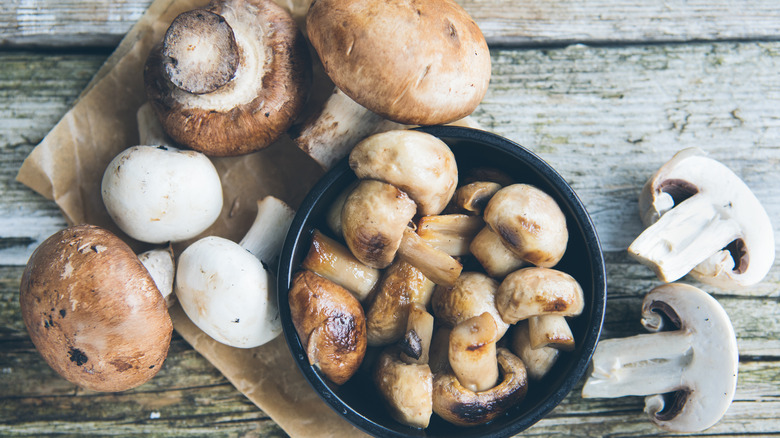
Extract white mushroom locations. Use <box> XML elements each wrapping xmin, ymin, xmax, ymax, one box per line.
<box><xmin>175</xmin><ymin>196</ymin><xmax>294</xmax><ymax>348</ymax></box>
<box><xmin>138</xmin><ymin>246</ymin><xmax>176</xmax><ymax>307</ymax></box>
<box><xmin>582</xmin><ymin>283</ymin><xmax>739</xmax><ymax>433</ymax></box>
<box><xmin>431</xmin><ymin>271</ymin><xmax>510</xmax><ymax>338</ymax></box>
<box><xmin>496</xmin><ymin>267</ymin><xmax>585</xmax><ymax>324</ymax></box>
<box><xmin>373</xmin><ymin>347</ymin><xmax>433</xmax><ymax>428</ymax></box>
<box><xmin>628</xmin><ymin>147</ymin><xmax>774</xmax><ymax>289</ymax></box>
<box><xmin>509</xmin><ymin>320</ymin><xmax>559</xmax><ymax>380</ymax></box>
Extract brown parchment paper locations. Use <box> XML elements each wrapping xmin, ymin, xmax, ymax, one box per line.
<box><xmin>16</xmin><ymin>0</ymin><xmax>366</xmax><ymax>436</ymax></box>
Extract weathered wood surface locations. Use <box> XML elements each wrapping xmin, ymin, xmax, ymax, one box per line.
<box><xmin>2</xmin><ymin>1</ymin><xmax>779</xmax><ymax>437</ymax></box>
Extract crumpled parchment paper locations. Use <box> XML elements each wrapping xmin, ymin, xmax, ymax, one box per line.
<box><xmin>16</xmin><ymin>0</ymin><xmax>366</xmax><ymax>436</ymax></box>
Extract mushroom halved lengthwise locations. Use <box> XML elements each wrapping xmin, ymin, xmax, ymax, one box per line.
<box><xmin>581</xmin><ymin>283</ymin><xmax>739</xmax><ymax>433</ymax></box>
<box><xmin>19</xmin><ymin>225</ymin><xmax>173</xmax><ymax>392</ymax></box>
<box><xmin>144</xmin><ymin>0</ymin><xmax>310</xmax><ymax>156</ymax></box>
<box><xmin>628</xmin><ymin>147</ymin><xmax>774</xmax><ymax>289</ymax></box>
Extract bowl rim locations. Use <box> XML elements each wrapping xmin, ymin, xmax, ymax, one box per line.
<box><xmin>278</xmin><ymin>125</ymin><xmax>607</xmax><ymax>438</ymax></box>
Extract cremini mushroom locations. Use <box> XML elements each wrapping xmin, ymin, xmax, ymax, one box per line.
<box><xmin>144</xmin><ymin>0</ymin><xmax>310</xmax><ymax>156</ymax></box>
<box><xmin>582</xmin><ymin>283</ymin><xmax>739</xmax><ymax>433</ymax></box>
<box><xmin>175</xmin><ymin>196</ymin><xmax>294</xmax><ymax>348</ymax></box>
<box><xmin>431</xmin><ymin>271</ymin><xmax>510</xmax><ymax>338</ymax></box>
<box><xmin>19</xmin><ymin>225</ymin><xmax>173</xmax><ymax>392</ymax></box>
<box><xmin>496</xmin><ymin>267</ymin><xmax>585</xmax><ymax>324</ymax></box>
<box><xmin>373</xmin><ymin>346</ymin><xmax>433</xmax><ymax>428</ymax></box>
<box><xmin>628</xmin><ymin>147</ymin><xmax>774</xmax><ymax>289</ymax></box>
<box><xmin>305</xmin><ymin>0</ymin><xmax>491</xmax><ymax>126</ymax></box>
<box><xmin>289</xmin><ymin>270</ymin><xmax>367</xmax><ymax>385</ymax></box>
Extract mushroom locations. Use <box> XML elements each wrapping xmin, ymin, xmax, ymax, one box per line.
<box><xmin>288</xmin><ymin>270</ymin><xmax>367</xmax><ymax>385</ymax></box>
<box><xmin>416</xmin><ymin>214</ymin><xmax>484</xmax><ymax>256</ymax></box>
<box><xmin>396</xmin><ymin>227</ymin><xmax>463</xmax><ymax>287</ymax></box>
<box><xmin>349</xmin><ymin>130</ymin><xmax>458</xmax><ymax>216</ymax></box>
<box><xmin>528</xmin><ymin>314</ymin><xmax>575</xmax><ymax>351</ymax></box>
<box><xmin>452</xmin><ymin>181</ymin><xmax>503</xmax><ymax>215</ymax></box>
<box><xmin>144</xmin><ymin>0</ymin><xmax>310</xmax><ymax>156</ymax></box>
<box><xmin>628</xmin><ymin>147</ymin><xmax>774</xmax><ymax>289</ymax></box>
<box><xmin>137</xmin><ymin>246</ymin><xmax>176</xmax><ymax>307</ymax></box>
<box><xmin>428</xmin><ymin>326</ymin><xmax>452</xmax><ymax>375</ymax></box>
<box><xmin>398</xmin><ymin>303</ymin><xmax>434</xmax><ymax>365</ymax></box>
<box><xmin>482</xmin><ymin>183</ymin><xmax>569</xmax><ymax>268</ymax></box>
<box><xmin>301</xmin><ymin>229</ymin><xmax>380</xmax><ymax>302</ymax></box>
<box><xmin>433</xmin><ymin>348</ymin><xmax>528</xmax><ymax>427</ymax></box>
<box><xmin>469</xmin><ymin>226</ymin><xmax>527</xmax><ymax>278</ymax></box>
<box><xmin>305</xmin><ymin>0</ymin><xmax>491</xmax><ymax>126</ymax></box>
<box><xmin>581</xmin><ymin>283</ymin><xmax>739</xmax><ymax>433</ymax></box>
<box><xmin>509</xmin><ymin>320</ymin><xmax>559</xmax><ymax>380</ymax></box>
<box><xmin>101</xmin><ymin>105</ymin><xmax>223</xmax><ymax>244</ymax></box>
<box><xmin>175</xmin><ymin>196</ymin><xmax>294</xmax><ymax>348</ymax></box>
<box><xmin>19</xmin><ymin>225</ymin><xmax>173</xmax><ymax>392</ymax></box>
<box><xmin>366</xmin><ymin>260</ymin><xmax>435</xmax><ymax>346</ymax></box>
<box><xmin>496</xmin><ymin>267</ymin><xmax>585</xmax><ymax>325</ymax></box>
<box><xmin>448</xmin><ymin>312</ymin><xmax>499</xmax><ymax>392</ymax></box>
<box><xmin>341</xmin><ymin>179</ymin><xmax>416</xmax><ymax>269</ymax></box>
<box><xmin>373</xmin><ymin>346</ymin><xmax>433</xmax><ymax>428</ymax></box>
<box><xmin>432</xmin><ymin>271</ymin><xmax>510</xmax><ymax>338</ymax></box>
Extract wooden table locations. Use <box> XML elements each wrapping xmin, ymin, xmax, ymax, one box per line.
<box><xmin>2</xmin><ymin>1</ymin><xmax>778</xmax><ymax>436</ymax></box>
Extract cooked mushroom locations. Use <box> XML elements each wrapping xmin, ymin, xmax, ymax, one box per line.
<box><xmin>301</xmin><ymin>229</ymin><xmax>380</xmax><ymax>302</ymax></box>
<box><xmin>341</xmin><ymin>180</ymin><xmax>416</xmax><ymax>269</ymax></box>
<box><xmin>496</xmin><ymin>267</ymin><xmax>585</xmax><ymax>324</ymax></box>
<box><xmin>373</xmin><ymin>346</ymin><xmax>433</xmax><ymax>428</ymax></box>
<box><xmin>431</xmin><ymin>272</ymin><xmax>510</xmax><ymax>338</ymax></box>
<box><xmin>433</xmin><ymin>348</ymin><xmax>528</xmax><ymax>427</ymax></box>
<box><xmin>428</xmin><ymin>326</ymin><xmax>452</xmax><ymax>375</ymax></box>
<box><xmin>289</xmin><ymin>270</ymin><xmax>367</xmax><ymax>385</ymax></box>
<box><xmin>528</xmin><ymin>314</ymin><xmax>575</xmax><ymax>351</ymax></box>
<box><xmin>582</xmin><ymin>283</ymin><xmax>739</xmax><ymax>433</ymax></box>
<box><xmin>306</xmin><ymin>0</ymin><xmax>491</xmax><ymax>126</ymax></box>
<box><xmin>509</xmin><ymin>320</ymin><xmax>559</xmax><ymax>380</ymax></box>
<box><xmin>452</xmin><ymin>181</ymin><xmax>503</xmax><ymax>215</ymax></box>
<box><xmin>398</xmin><ymin>303</ymin><xmax>434</xmax><ymax>365</ymax></box>
<box><xmin>175</xmin><ymin>196</ymin><xmax>294</xmax><ymax>348</ymax></box>
<box><xmin>469</xmin><ymin>226</ymin><xmax>527</xmax><ymax>278</ymax></box>
<box><xmin>396</xmin><ymin>227</ymin><xmax>463</xmax><ymax>287</ymax></box>
<box><xmin>325</xmin><ymin>181</ymin><xmax>357</xmax><ymax>238</ymax></box>
<box><xmin>417</xmin><ymin>214</ymin><xmax>484</xmax><ymax>256</ymax></box>
<box><xmin>448</xmin><ymin>312</ymin><xmax>499</xmax><ymax>392</ymax></box>
<box><xmin>144</xmin><ymin>0</ymin><xmax>310</xmax><ymax>156</ymax></box>
<box><xmin>19</xmin><ymin>225</ymin><xmax>173</xmax><ymax>392</ymax></box>
<box><xmin>482</xmin><ymin>183</ymin><xmax>569</xmax><ymax>268</ymax></box>
<box><xmin>349</xmin><ymin>130</ymin><xmax>458</xmax><ymax>216</ymax></box>
<box><xmin>628</xmin><ymin>147</ymin><xmax>774</xmax><ymax>289</ymax></box>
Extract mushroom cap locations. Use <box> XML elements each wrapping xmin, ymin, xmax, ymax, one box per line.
<box><xmin>634</xmin><ymin>147</ymin><xmax>774</xmax><ymax>288</ymax></box>
<box><xmin>496</xmin><ymin>267</ymin><xmax>585</xmax><ymax>324</ymax></box>
<box><xmin>341</xmin><ymin>180</ymin><xmax>417</xmax><ymax>269</ymax></box>
<box><xmin>101</xmin><ymin>145</ymin><xmax>223</xmax><ymax>244</ymax></box>
<box><xmin>349</xmin><ymin>130</ymin><xmax>458</xmax><ymax>216</ymax></box>
<box><xmin>432</xmin><ymin>347</ymin><xmax>528</xmax><ymax>427</ymax></box>
<box><xmin>305</xmin><ymin>0</ymin><xmax>491</xmax><ymax>125</ymax></box>
<box><xmin>431</xmin><ymin>271</ymin><xmax>510</xmax><ymax>338</ymax></box>
<box><xmin>19</xmin><ymin>225</ymin><xmax>172</xmax><ymax>392</ymax></box>
<box><xmin>288</xmin><ymin>270</ymin><xmax>367</xmax><ymax>385</ymax></box>
<box><xmin>373</xmin><ymin>347</ymin><xmax>433</xmax><ymax>428</ymax></box>
<box><xmin>144</xmin><ymin>0</ymin><xmax>311</xmax><ymax>156</ymax></box>
<box><xmin>483</xmin><ymin>184</ymin><xmax>569</xmax><ymax>268</ymax></box>
<box><xmin>175</xmin><ymin>236</ymin><xmax>279</xmax><ymax>348</ymax></box>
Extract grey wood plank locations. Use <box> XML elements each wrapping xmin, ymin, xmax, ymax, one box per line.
<box><xmin>2</xmin><ymin>0</ymin><xmax>780</xmax><ymax>48</ymax></box>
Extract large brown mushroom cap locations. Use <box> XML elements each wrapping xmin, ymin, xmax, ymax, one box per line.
<box><xmin>144</xmin><ymin>0</ymin><xmax>311</xmax><ymax>156</ymax></box>
<box><xmin>19</xmin><ymin>225</ymin><xmax>173</xmax><ymax>392</ymax></box>
<box><xmin>306</xmin><ymin>0</ymin><xmax>491</xmax><ymax>125</ymax></box>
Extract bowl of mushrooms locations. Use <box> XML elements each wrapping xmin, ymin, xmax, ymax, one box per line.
<box><xmin>278</xmin><ymin>125</ymin><xmax>607</xmax><ymax>437</ymax></box>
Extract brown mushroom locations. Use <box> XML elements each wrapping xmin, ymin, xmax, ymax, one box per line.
<box><xmin>288</xmin><ymin>270</ymin><xmax>367</xmax><ymax>385</ymax></box>
<box><xmin>19</xmin><ymin>225</ymin><xmax>173</xmax><ymax>392</ymax></box>
<box><xmin>144</xmin><ymin>0</ymin><xmax>310</xmax><ymax>156</ymax></box>
<box><xmin>305</xmin><ymin>0</ymin><xmax>491</xmax><ymax>126</ymax></box>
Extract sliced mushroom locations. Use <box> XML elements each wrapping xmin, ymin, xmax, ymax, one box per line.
<box><xmin>469</xmin><ymin>226</ymin><xmax>527</xmax><ymax>278</ymax></box>
<box><xmin>496</xmin><ymin>267</ymin><xmax>585</xmax><ymax>324</ymax></box>
<box><xmin>144</xmin><ymin>0</ymin><xmax>310</xmax><ymax>156</ymax></box>
<box><xmin>306</xmin><ymin>0</ymin><xmax>491</xmax><ymax>126</ymax></box>
<box><xmin>341</xmin><ymin>180</ymin><xmax>417</xmax><ymax>269</ymax></box>
<box><xmin>448</xmin><ymin>312</ymin><xmax>499</xmax><ymax>392</ymax></box>
<box><xmin>396</xmin><ymin>227</ymin><xmax>463</xmax><ymax>287</ymax></box>
<box><xmin>349</xmin><ymin>130</ymin><xmax>458</xmax><ymax>216</ymax></box>
<box><xmin>509</xmin><ymin>320</ymin><xmax>559</xmax><ymax>380</ymax></box>
<box><xmin>417</xmin><ymin>214</ymin><xmax>484</xmax><ymax>256</ymax></box>
<box><xmin>432</xmin><ymin>272</ymin><xmax>510</xmax><ymax>338</ymax></box>
<box><xmin>289</xmin><ymin>270</ymin><xmax>367</xmax><ymax>385</ymax></box>
<box><xmin>628</xmin><ymin>147</ymin><xmax>774</xmax><ymax>289</ymax></box>
<box><xmin>483</xmin><ymin>184</ymin><xmax>569</xmax><ymax>268</ymax></box>
<box><xmin>19</xmin><ymin>225</ymin><xmax>173</xmax><ymax>392</ymax></box>
<box><xmin>528</xmin><ymin>314</ymin><xmax>575</xmax><ymax>351</ymax></box>
<box><xmin>373</xmin><ymin>346</ymin><xmax>433</xmax><ymax>428</ymax></box>
<box><xmin>433</xmin><ymin>348</ymin><xmax>528</xmax><ymax>427</ymax></box>
<box><xmin>175</xmin><ymin>196</ymin><xmax>295</xmax><ymax>348</ymax></box>
<box><xmin>582</xmin><ymin>283</ymin><xmax>739</xmax><ymax>433</ymax></box>
<box><xmin>301</xmin><ymin>229</ymin><xmax>380</xmax><ymax>302</ymax></box>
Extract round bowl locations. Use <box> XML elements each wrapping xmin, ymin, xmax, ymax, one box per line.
<box><xmin>278</xmin><ymin>125</ymin><xmax>606</xmax><ymax>437</ymax></box>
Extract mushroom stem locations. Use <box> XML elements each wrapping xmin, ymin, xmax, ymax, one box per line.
<box><xmin>628</xmin><ymin>195</ymin><xmax>741</xmax><ymax>283</ymax></box>
<box><xmin>238</xmin><ymin>196</ymin><xmax>296</xmax><ymax>266</ymax></box>
<box><xmin>417</xmin><ymin>214</ymin><xmax>484</xmax><ymax>256</ymax></box>
<box><xmin>583</xmin><ymin>330</ymin><xmax>693</xmax><ymax>398</ymax></box>
<box><xmin>397</xmin><ymin>227</ymin><xmax>463</xmax><ymax>286</ymax></box>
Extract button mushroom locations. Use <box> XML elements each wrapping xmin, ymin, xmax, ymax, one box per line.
<box><xmin>509</xmin><ymin>320</ymin><xmax>559</xmax><ymax>380</ymax></box>
<box><xmin>581</xmin><ymin>283</ymin><xmax>739</xmax><ymax>433</ymax></box>
<box><xmin>628</xmin><ymin>147</ymin><xmax>774</xmax><ymax>289</ymax></box>
<box><xmin>305</xmin><ymin>0</ymin><xmax>491</xmax><ymax>126</ymax></box>
<box><xmin>137</xmin><ymin>246</ymin><xmax>176</xmax><ymax>308</ymax></box>
<box><xmin>448</xmin><ymin>312</ymin><xmax>499</xmax><ymax>392</ymax></box>
<box><xmin>431</xmin><ymin>272</ymin><xmax>510</xmax><ymax>338</ymax></box>
<box><xmin>416</xmin><ymin>214</ymin><xmax>484</xmax><ymax>257</ymax></box>
<box><xmin>144</xmin><ymin>0</ymin><xmax>310</xmax><ymax>156</ymax></box>
<box><xmin>373</xmin><ymin>346</ymin><xmax>433</xmax><ymax>428</ymax></box>
<box><xmin>496</xmin><ymin>267</ymin><xmax>585</xmax><ymax>324</ymax></box>
<box><xmin>19</xmin><ymin>225</ymin><xmax>173</xmax><ymax>392</ymax></box>
<box><xmin>469</xmin><ymin>226</ymin><xmax>527</xmax><ymax>278</ymax></box>
<box><xmin>288</xmin><ymin>270</ymin><xmax>367</xmax><ymax>385</ymax></box>
<box><xmin>175</xmin><ymin>196</ymin><xmax>294</xmax><ymax>348</ymax></box>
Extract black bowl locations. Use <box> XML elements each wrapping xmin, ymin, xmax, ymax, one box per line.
<box><xmin>278</xmin><ymin>126</ymin><xmax>606</xmax><ymax>438</ymax></box>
